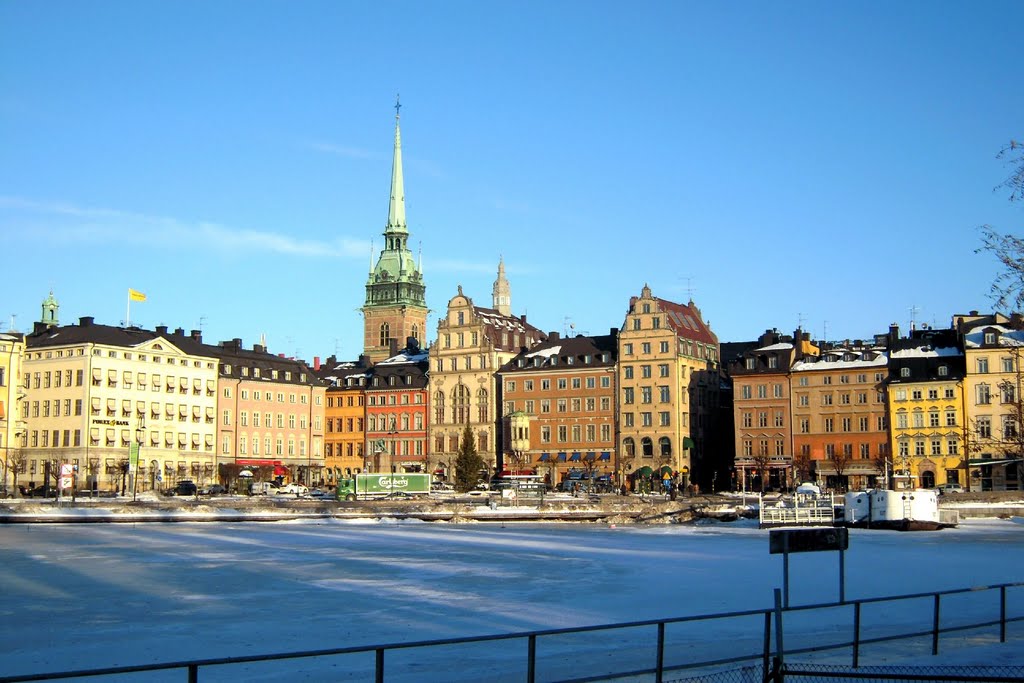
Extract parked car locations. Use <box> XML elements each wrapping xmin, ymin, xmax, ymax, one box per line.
<box><xmin>202</xmin><ymin>484</ymin><xmax>226</xmax><ymax>495</ymax></box>
<box><xmin>936</xmin><ymin>483</ymin><xmax>964</xmax><ymax>495</ymax></box>
<box><xmin>275</xmin><ymin>483</ymin><xmax>308</xmax><ymax>496</ymax></box>
<box><xmin>251</xmin><ymin>481</ymin><xmax>280</xmax><ymax>495</ymax></box>
<box><xmin>174</xmin><ymin>480</ymin><xmax>198</xmax><ymax>496</ymax></box>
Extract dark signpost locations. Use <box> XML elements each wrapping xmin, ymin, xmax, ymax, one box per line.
<box><xmin>770</xmin><ymin>527</ymin><xmax>849</xmax><ymax>608</ymax></box>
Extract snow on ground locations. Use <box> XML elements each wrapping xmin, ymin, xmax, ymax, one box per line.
<box><xmin>0</xmin><ymin>517</ymin><xmax>1022</xmax><ymax>681</ymax></box>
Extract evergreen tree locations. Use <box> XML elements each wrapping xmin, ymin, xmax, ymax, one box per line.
<box><xmin>454</xmin><ymin>424</ymin><xmax>485</xmax><ymax>493</ymax></box>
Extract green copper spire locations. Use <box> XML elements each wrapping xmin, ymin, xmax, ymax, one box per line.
<box><xmin>365</xmin><ymin>98</ymin><xmax>426</xmax><ymax>308</ymax></box>
<box><xmin>386</xmin><ymin>97</ymin><xmax>407</xmax><ymax>235</ymax></box>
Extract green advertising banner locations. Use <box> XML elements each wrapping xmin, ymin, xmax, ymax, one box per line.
<box><xmin>129</xmin><ymin>442</ymin><xmax>140</xmax><ymax>470</ymax></box>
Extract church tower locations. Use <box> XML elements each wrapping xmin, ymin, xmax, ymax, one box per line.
<box><xmin>362</xmin><ymin>99</ymin><xmax>428</xmax><ymax>364</ymax></box>
<box><xmin>492</xmin><ymin>256</ymin><xmax>511</xmax><ymax>315</ymax></box>
<box><xmin>40</xmin><ymin>289</ymin><xmax>59</xmax><ymax>327</ymax></box>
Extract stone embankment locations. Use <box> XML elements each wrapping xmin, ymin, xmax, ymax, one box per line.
<box><xmin>0</xmin><ymin>493</ymin><xmax>759</xmax><ymax>525</ymax></box>
<box><xmin>0</xmin><ymin>491</ymin><xmax>1019</xmax><ymax>524</ymax></box>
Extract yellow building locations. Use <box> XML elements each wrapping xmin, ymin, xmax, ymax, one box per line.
<box><xmin>959</xmin><ymin>315</ymin><xmax>1024</xmax><ymax>491</ymax></box>
<box><xmin>428</xmin><ymin>271</ymin><xmax>545</xmax><ymax>475</ymax></box>
<box><xmin>23</xmin><ymin>318</ymin><xmax>220</xmax><ymax>493</ymax></box>
<box><xmin>617</xmin><ymin>285</ymin><xmax>720</xmax><ymax>490</ymax></box>
<box><xmin>886</xmin><ymin>329</ymin><xmax>965</xmax><ymax>490</ymax></box>
<box><xmin>1</xmin><ymin>332</ymin><xmax>27</xmax><ymax>493</ymax></box>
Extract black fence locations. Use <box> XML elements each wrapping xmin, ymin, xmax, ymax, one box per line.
<box><xmin>1</xmin><ymin>582</ymin><xmax>1021</xmax><ymax>683</ymax></box>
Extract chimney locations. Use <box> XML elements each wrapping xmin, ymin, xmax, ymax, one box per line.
<box><xmin>406</xmin><ymin>336</ymin><xmax>419</xmax><ymax>352</ymax></box>
<box><xmin>314</xmin><ymin>356</ymin><xmax>321</xmax><ymax>371</ymax></box>
<box><xmin>155</xmin><ymin>325</ymin><xmax>167</xmax><ymax>335</ymax></box>
<box><xmin>174</xmin><ymin>327</ymin><xmax>185</xmax><ymax>336</ymax></box>
<box><xmin>520</xmin><ymin>314</ymin><xmax>527</xmax><ymax>324</ymax></box>
<box><xmin>80</xmin><ymin>316</ymin><xmax>95</xmax><ymax>327</ymax></box>
<box><xmin>610</xmin><ymin>327</ymin><xmax>618</xmax><ymax>337</ymax></box>
<box><xmin>33</xmin><ymin>321</ymin><xmax>47</xmax><ymax>334</ymax></box>
<box><xmin>389</xmin><ymin>337</ymin><xmax>400</xmax><ymax>357</ymax></box>
<box><xmin>190</xmin><ymin>330</ymin><xmax>202</xmax><ymax>342</ymax></box>
<box><xmin>548</xmin><ymin>331</ymin><xmax>560</xmax><ymax>341</ymax></box>
<box><xmin>358</xmin><ymin>354</ymin><xmax>370</xmax><ymax>367</ymax></box>
<box><xmin>253</xmin><ymin>344</ymin><xmax>265</xmax><ymax>354</ymax></box>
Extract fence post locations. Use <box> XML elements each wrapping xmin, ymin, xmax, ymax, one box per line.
<box><xmin>1001</xmin><ymin>585</ymin><xmax>1007</xmax><ymax>643</ymax></box>
<box><xmin>774</xmin><ymin>588</ymin><xmax>786</xmax><ymax>675</ymax></box>
<box><xmin>852</xmin><ymin>601</ymin><xmax>861</xmax><ymax>669</ymax></box>
<box><xmin>376</xmin><ymin>647</ymin><xmax>384</xmax><ymax>683</ymax></box>
<box><xmin>188</xmin><ymin>664</ymin><xmax>198</xmax><ymax>683</ymax></box>
<box><xmin>655</xmin><ymin>622</ymin><xmax>665</xmax><ymax>683</ymax></box>
<box><xmin>762</xmin><ymin>611</ymin><xmax>772</xmax><ymax>682</ymax></box>
<box><xmin>932</xmin><ymin>594</ymin><xmax>941</xmax><ymax>656</ymax></box>
<box><xmin>527</xmin><ymin>634</ymin><xmax>536</xmax><ymax>683</ymax></box>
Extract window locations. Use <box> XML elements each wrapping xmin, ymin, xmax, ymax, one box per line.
<box><xmin>824</xmin><ymin>418</ymin><xmax>834</xmax><ymax>433</ymax></box>
<box><xmin>624</xmin><ymin>343</ymin><xmax>633</xmax><ymax>356</ymax></box>
<box><xmin>659</xmin><ymin>386</ymin><xmax>670</xmax><ymax>402</ymax></box>
<box><xmin>624</xmin><ymin>367</ymin><xmax>633</xmax><ymax>379</ymax></box>
<box><xmin>977</xmin><ymin>357</ymin><xmax>989</xmax><ymax>373</ymax></box>
<box><xmin>659</xmin><ymin>341</ymin><xmax>669</xmax><ymax>353</ymax></box>
<box><xmin>641</xmin><ymin>342</ymin><xmax>651</xmax><ymax>354</ymax></box>
<box><xmin>977</xmin><ymin>416</ymin><xmax>991</xmax><ymax>439</ymax></box>
<box><xmin>977</xmin><ymin>384</ymin><xmax>991</xmax><ymax>405</ymax></box>
<box><xmin>1003</xmin><ymin>357</ymin><xmax>1015</xmax><ymax>373</ymax></box>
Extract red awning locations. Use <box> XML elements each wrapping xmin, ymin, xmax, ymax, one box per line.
<box><xmin>273</xmin><ymin>465</ymin><xmax>289</xmax><ymax>475</ymax></box>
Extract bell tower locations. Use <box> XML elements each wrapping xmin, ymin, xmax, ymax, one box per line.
<box><xmin>40</xmin><ymin>289</ymin><xmax>59</xmax><ymax>328</ymax></box>
<box><xmin>361</xmin><ymin>98</ymin><xmax>428</xmax><ymax>363</ymax></box>
<box><xmin>492</xmin><ymin>256</ymin><xmax>511</xmax><ymax>316</ymax></box>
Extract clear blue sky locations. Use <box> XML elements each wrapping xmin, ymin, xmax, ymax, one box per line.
<box><xmin>2</xmin><ymin>1</ymin><xmax>1022</xmax><ymax>361</ymax></box>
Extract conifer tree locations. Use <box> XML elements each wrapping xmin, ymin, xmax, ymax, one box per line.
<box><xmin>454</xmin><ymin>424</ymin><xmax>485</xmax><ymax>493</ymax></box>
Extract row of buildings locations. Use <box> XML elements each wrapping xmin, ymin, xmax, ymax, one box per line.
<box><xmin>2</xmin><ymin>107</ymin><xmax>1020</xmax><ymax>493</ymax></box>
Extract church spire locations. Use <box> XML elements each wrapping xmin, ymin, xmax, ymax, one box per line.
<box><xmin>41</xmin><ymin>289</ymin><xmax>59</xmax><ymax>327</ymax></box>
<box><xmin>492</xmin><ymin>256</ymin><xmax>511</xmax><ymax>316</ymax></box>
<box><xmin>386</xmin><ymin>95</ymin><xmax>407</xmax><ymax>236</ymax></box>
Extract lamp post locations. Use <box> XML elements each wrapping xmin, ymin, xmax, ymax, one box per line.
<box><xmin>131</xmin><ymin>414</ymin><xmax>145</xmax><ymax>502</ymax></box>
<box><xmin>509</xmin><ymin>411</ymin><xmax>530</xmax><ymax>505</ymax></box>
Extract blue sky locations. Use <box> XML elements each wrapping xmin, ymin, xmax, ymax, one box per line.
<box><xmin>2</xmin><ymin>1</ymin><xmax>1022</xmax><ymax>361</ymax></box>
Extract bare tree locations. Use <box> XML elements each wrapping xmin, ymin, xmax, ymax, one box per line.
<box><xmin>977</xmin><ymin>140</ymin><xmax>1024</xmax><ymax>310</ymax></box>
<box><xmin>3</xmin><ymin>449</ymin><xmax>26</xmax><ymax>495</ymax></box>
<box><xmin>751</xmin><ymin>452</ymin><xmax>772</xmax><ymax>492</ymax></box>
<box><xmin>792</xmin><ymin>452</ymin><xmax>813</xmax><ymax>485</ymax></box>
<box><xmin>830</xmin><ymin>450</ymin><xmax>851</xmax><ymax>493</ymax></box>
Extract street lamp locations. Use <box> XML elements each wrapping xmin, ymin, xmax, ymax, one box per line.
<box><xmin>131</xmin><ymin>414</ymin><xmax>145</xmax><ymax>502</ymax></box>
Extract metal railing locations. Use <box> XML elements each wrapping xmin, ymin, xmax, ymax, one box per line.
<box><xmin>2</xmin><ymin>582</ymin><xmax>1021</xmax><ymax>683</ymax></box>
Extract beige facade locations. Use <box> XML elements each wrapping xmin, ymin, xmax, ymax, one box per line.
<box><xmin>1</xmin><ymin>333</ymin><xmax>27</xmax><ymax>492</ymax></box>
<box><xmin>22</xmin><ymin>319</ymin><xmax>220</xmax><ymax>493</ymax></box>
<box><xmin>961</xmin><ymin>321</ymin><xmax>1024</xmax><ymax>491</ymax></box>
<box><xmin>428</xmin><ymin>285</ymin><xmax>544</xmax><ymax>474</ymax></box>
<box><xmin>617</xmin><ymin>286</ymin><xmax>720</xmax><ymax>489</ymax></box>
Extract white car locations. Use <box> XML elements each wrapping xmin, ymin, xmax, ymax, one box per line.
<box><xmin>936</xmin><ymin>483</ymin><xmax>964</xmax><ymax>495</ymax></box>
<box><xmin>275</xmin><ymin>484</ymin><xmax>308</xmax><ymax>496</ymax></box>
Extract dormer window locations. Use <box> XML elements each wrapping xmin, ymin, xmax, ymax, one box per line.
<box><xmin>768</xmin><ymin>356</ymin><xmax>778</xmax><ymax>369</ymax></box>
<box><xmin>900</xmin><ymin>367</ymin><xmax>911</xmax><ymax>378</ymax></box>
<box><xmin>938</xmin><ymin>365</ymin><xmax>948</xmax><ymax>377</ymax></box>
<box><xmin>518</xmin><ymin>359</ymin><xmax>525</xmax><ymax>368</ymax></box>
<box><xmin>566</xmin><ymin>357</ymin><xmax>574</xmax><ymax>365</ymax></box>
<box><xmin>550</xmin><ymin>357</ymin><xmax>558</xmax><ymax>366</ymax></box>
<box><xmin>745</xmin><ymin>357</ymin><xmax>756</xmax><ymax>370</ymax></box>
<box><xmin>985</xmin><ymin>331</ymin><xmax>997</xmax><ymax>345</ymax></box>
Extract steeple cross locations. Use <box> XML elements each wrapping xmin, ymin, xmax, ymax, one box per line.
<box><xmin>395</xmin><ymin>94</ymin><xmax>402</xmax><ymax>119</ymax></box>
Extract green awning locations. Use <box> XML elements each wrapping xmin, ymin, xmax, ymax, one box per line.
<box><xmin>683</xmin><ymin>437</ymin><xmax>696</xmax><ymax>449</ymax></box>
<box><xmin>660</xmin><ymin>465</ymin><xmax>673</xmax><ymax>475</ymax></box>
<box><xmin>637</xmin><ymin>466</ymin><xmax>653</xmax><ymax>476</ymax></box>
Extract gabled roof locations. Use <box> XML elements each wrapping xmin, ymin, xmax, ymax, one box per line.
<box><xmin>654</xmin><ymin>297</ymin><xmax>718</xmax><ymax>346</ymax></box>
<box><xmin>498</xmin><ymin>334</ymin><xmax>617</xmax><ymax>374</ymax></box>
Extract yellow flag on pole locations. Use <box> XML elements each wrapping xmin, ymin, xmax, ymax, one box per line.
<box><xmin>128</xmin><ymin>289</ymin><xmax>147</xmax><ymax>302</ymax></box>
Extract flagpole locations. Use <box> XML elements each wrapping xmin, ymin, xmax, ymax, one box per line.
<box><xmin>126</xmin><ymin>292</ymin><xmax>131</xmax><ymax>328</ymax></box>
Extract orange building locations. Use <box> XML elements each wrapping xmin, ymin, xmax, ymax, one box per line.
<box><xmin>791</xmin><ymin>345</ymin><xmax>890</xmax><ymax>491</ymax></box>
<box><xmin>317</xmin><ymin>356</ymin><xmax>368</xmax><ymax>486</ymax></box>
<box><xmin>728</xmin><ymin>328</ymin><xmax>817</xmax><ymax>492</ymax></box>
<box><xmin>497</xmin><ymin>332</ymin><xmax>617</xmax><ymax>487</ymax></box>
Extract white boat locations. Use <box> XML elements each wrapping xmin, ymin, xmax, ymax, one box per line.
<box><xmin>843</xmin><ymin>489</ymin><xmax>958</xmax><ymax>531</ymax></box>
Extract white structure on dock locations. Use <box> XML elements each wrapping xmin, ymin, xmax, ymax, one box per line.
<box><xmin>759</xmin><ymin>492</ymin><xmax>837</xmax><ymax>527</ymax></box>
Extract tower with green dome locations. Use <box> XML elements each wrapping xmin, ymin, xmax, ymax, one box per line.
<box><xmin>40</xmin><ymin>290</ymin><xmax>59</xmax><ymax>328</ymax></box>
<box><xmin>362</xmin><ymin>99</ymin><xmax>427</xmax><ymax>363</ymax></box>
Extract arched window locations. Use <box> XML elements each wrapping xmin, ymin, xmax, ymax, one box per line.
<box><xmin>623</xmin><ymin>437</ymin><xmax>635</xmax><ymax>457</ymax></box>
<box><xmin>477</xmin><ymin>388</ymin><xmax>489</xmax><ymax>422</ymax></box>
<box><xmin>453</xmin><ymin>384</ymin><xmax>471</xmax><ymax>424</ymax></box>
<box><xmin>659</xmin><ymin>437</ymin><xmax>672</xmax><ymax>457</ymax></box>
<box><xmin>921</xmin><ymin>470</ymin><xmax>936</xmax><ymax>489</ymax></box>
<box><xmin>434</xmin><ymin>391</ymin><xmax>445</xmax><ymax>423</ymax></box>
<box><xmin>411</xmin><ymin>324</ymin><xmax>420</xmax><ymax>343</ymax></box>
<box><xmin>641</xmin><ymin>437</ymin><xmax>654</xmax><ymax>457</ymax></box>
<box><xmin>379</xmin><ymin>322</ymin><xmax>390</xmax><ymax>348</ymax></box>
